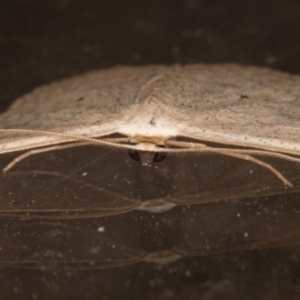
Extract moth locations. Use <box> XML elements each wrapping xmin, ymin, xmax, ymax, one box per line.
<box><xmin>1</xmin><ymin>64</ymin><xmax>300</xmax><ymax>186</ymax></box>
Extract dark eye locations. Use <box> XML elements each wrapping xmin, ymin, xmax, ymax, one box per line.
<box><xmin>129</xmin><ymin>150</ymin><xmax>141</xmax><ymax>161</ymax></box>
<box><xmin>152</xmin><ymin>152</ymin><xmax>167</xmax><ymax>162</ymax></box>
<box><xmin>129</xmin><ymin>150</ymin><xmax>167</xmax><ymax>164</ymax></box>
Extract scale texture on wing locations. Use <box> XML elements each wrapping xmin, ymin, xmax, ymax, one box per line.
<box><xmin>0</xmin><ymin>65</ymin><xmax>166</xmax><ymax>152</ymax></box>
<box><xmin>149</xmin><ymin>64</ymin><xmax>300</xmax><ymax>155</ymax></box>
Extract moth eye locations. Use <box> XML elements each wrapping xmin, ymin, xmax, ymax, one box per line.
<box><xmin>152</xmin><ymin>152</ymin><xmax>167</xmax><ymax>163</ymax></box>
<box><xmin>129</xmin><ymin>150</ymin><xmax>141</xmax><ymax>162</ymax></box>
<box><xmin>129</xmin><ymin>150</ymin><xmax>167</xmax><ymax>164</ymax></box>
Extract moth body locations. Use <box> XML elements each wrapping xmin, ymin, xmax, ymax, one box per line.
<box><xmin>120</xmin><ymin>86</ymin><xmax>178</xmax><ymax>146</ymax></box>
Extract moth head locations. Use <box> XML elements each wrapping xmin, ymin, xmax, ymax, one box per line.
<box><xmin>129</xmin><ymin>149</ymin><xmax>167</xmax><ymax>164</ymax></box>
<box><xmin>128</xmin><ymin>141</ymin><xmax>167</xmax><ymax>164</ymax></box>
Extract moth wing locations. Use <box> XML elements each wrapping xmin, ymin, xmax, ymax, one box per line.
<box><xmin>177</xmin><ymin>102</ymin><xmax>300</xmax><ymax>155</ymax></box>
<box><xmin>157</xmin><ymin>64</ymin><xmax>300</xmax><ymax>155</ymax></box>
<box><xmin>2</xmin><ymin>64</ymin><xmax>300</xmax><ymax>155</ymax></box>
<box><xmin>0</xmin><ymin>65</ymin><xmax>165</xmax><ymax>153</ymax></box>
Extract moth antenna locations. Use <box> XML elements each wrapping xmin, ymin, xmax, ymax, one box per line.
<box><xmin>0</xmin><ymin>128</ymin><xmax>139</xmax><ymax>154</ymax></box>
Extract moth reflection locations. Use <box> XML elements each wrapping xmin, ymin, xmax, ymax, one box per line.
<box><xmin>1</xmin><ymin>195</ymin><xmax>300</xmax><ymax>270</ymax></box>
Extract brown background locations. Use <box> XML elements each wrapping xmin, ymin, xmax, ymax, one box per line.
<box><xmin>1</xmin><ymin>0</ymin><xmax>300</xmax><ymax>299</ymax></box>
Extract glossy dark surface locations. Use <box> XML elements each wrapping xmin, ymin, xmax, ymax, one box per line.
<box><xmin>1</xmin><ymin>0</ymin><xmax>300</xmax><ymax>299</ymax></box>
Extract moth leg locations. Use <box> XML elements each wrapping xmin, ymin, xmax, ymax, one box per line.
<box><xmin>210</xmin><ymin>149</ymin><xmax>292</xmax><ymax>187</ymax></box>
<box><xmin>168</xmin><ymin>138</ymin><xmax>293</xmax><ymax>186</ymax></box>
<box><xmin>165</xmin><ymin>139</ymin><xmax>208</xmax><ymax>148</ymax></box>
<box><xmin>3</xmin><ymin>141</ymin><xmax>90</xmax><ymax>173</ymax></box>
<box><xmin>221</xmin><ymin>148</ymin><xmax>300</xmax><ymax>164</ymax></box>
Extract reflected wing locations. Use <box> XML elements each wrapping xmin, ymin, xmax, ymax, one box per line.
<box><xmin>0</xmin><ymin>146</ymin><xmax>299</xmax><ymax>218</ymax></box>
<box><xmin>2</xmin><ymin>195</ymin><xmax>300</xmax><ymax>270</ymax></box>
<box><xmin>0</xmin><ymin>220</ymin><xmax>147</xmax><ymax>270</ymax></box>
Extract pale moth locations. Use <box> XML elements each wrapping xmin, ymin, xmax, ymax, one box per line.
<box><xmin>1</xmin><ymin>64</ymin><xmax>300</xmax><ymax>187</ymax></box>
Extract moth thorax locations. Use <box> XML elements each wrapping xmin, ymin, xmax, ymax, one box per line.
<box><xmin>137</xmin><ymin>87</ymin><xmax>173</xmax><ymax>107</ymax></box>
<box><xmin>120</xmin><ymin>86</ymin><xmax>178</xmax><ymax>139</ymax></box>
<box><xmin>135</xmin><ymin>142</ymin><xmax>157</xmax><ymax>151</ymax></box>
